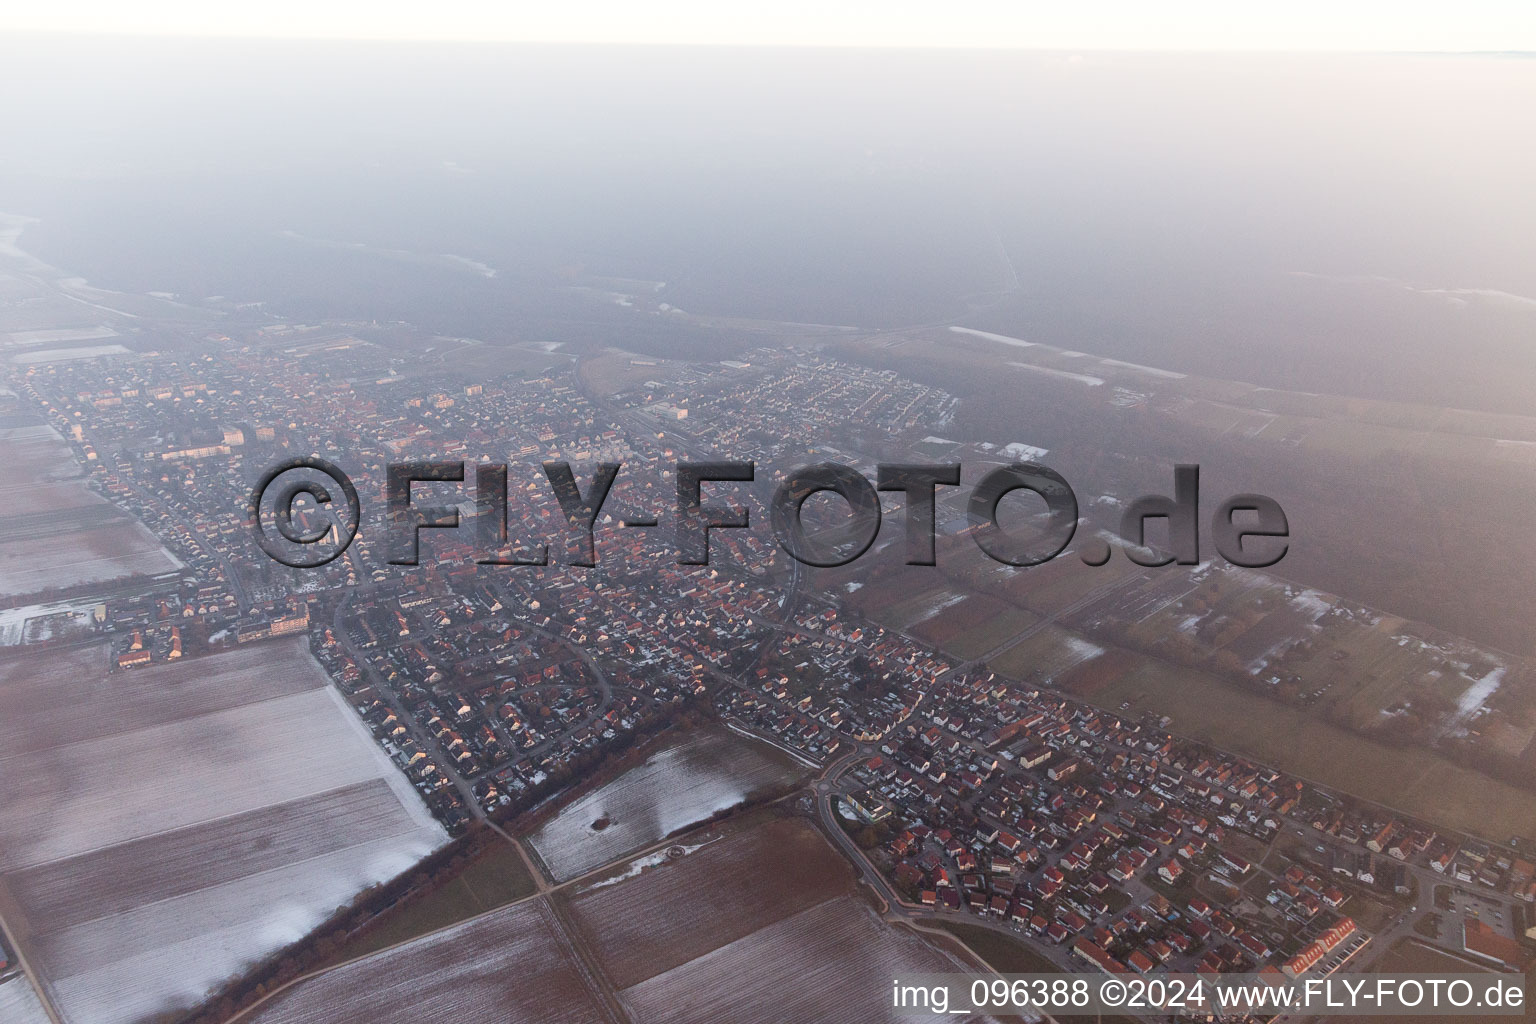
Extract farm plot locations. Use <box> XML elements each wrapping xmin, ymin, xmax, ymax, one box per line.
<box><xmin>0</xmin><ymin>638</ymin><xmax>445</xmax><ymax>1024</ymax></box>
<box><xmin>988</xmin><ymin>547</ymin><xmax>1145</xmax><ymax>618</ymax></box>
<box><xmin>911</xmin><ymin>594</ymin><xmax>1036</xmax><ymax>661</ymax></box>
<box><xmin>0</xmin><ymin>421</ymin><xmax>97</xmax><ymax>514</ymax></box>
<box><xmin>250</xmin><ymin>814</ymin><xmax>988</xmax><ymax>1024</ymax></box>
<box><xmin>526</xmin><ymin>726</ymin><xmax>806</xmax><ymax>883</ymax></box>
<box><xmin>562</xmin><ymin>816</ymin><xmax>854</xmax><ymax>989</ymax></box>
<box><xmin>247</xmin><ymin>899</ymin><xmax>611</xmax><ymax>1024</ymax></box>
<box><xmin>868</xmin><ymin>584</ymin><xmax>970</xmax><ymax>633</ymax></box>
<box><xmin>0</xmin><ymin>975</ymin><xmax>53</xmax><ymax>1024</ymax></box>
<box><xmin>321</xmin><ymin>840</ymin><xmax>538</xmax><ymax>966</ymax></box>
<box><xmin>4</xmin><ymin>781</ymin><xmax>421</xmax><ymax>930</ymax></box>
<box><xmin>0</xmin><ymin>422</ymin><xmax>182</xmax><ymax>597</ymax></box>
<box><xmin>0</xmin><ymin>642</ymin><xmax>325</xmax><ymax>757</ymax></box>
<box><xmin>1100</xmin><ymin>563</ymin><xmax>1532</xmax><ymax>738</ymax></box>
<box><xmin>989</xmin><ymin>624</ymin><xmax>1105</xmax><ymax>683</ymax></box>
<box><xmin>1067</xmin><ymin>655</ymin><xmax>1536</xmax><ymax>838</ymax></box>
<box><xmin>0</xmin><ymin>598</ymin><xmax>100</xmax><ymax>647</ymax></box>
<box><xmin>1326</xmin><ymin>939</ymin><xmax>1504</xmax><ymax>1024</ymax></box>
<box><xmin>618</xmin><ymin>898</ymin><xmax>1001</xmax><ymax>1024</ymax></box>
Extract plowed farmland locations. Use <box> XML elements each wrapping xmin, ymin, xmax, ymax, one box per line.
<box><xmin>620</xmin><ymin>899</ymin><xmax>1000</xmax><ymax>1023</ymax></box>
<box><xmin>527</xmin><ymin>726</ymin><xmax>806</xmax><ymax>882</ymax></box>
<box><xmin>563</xmin><ymin>815</ymin><xmax>854</xmax><ymax>988</ymax></box>
<box><xmin>0</xmin><ymin>638</ymin><xmax>445</xmax><ymax>1024</ymax></box>
<box><xmin>247</xmin><ymin>899</ymin><xmax>613</xmax><ymax>1024</ymax></box>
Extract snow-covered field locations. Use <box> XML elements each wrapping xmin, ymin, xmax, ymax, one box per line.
<box><xmin>244</xmin><ymin>815</ymin><xmax>990</xmax><ymax>1024</ymax></box>
<box><xmin>949</xmin><ymin>325</ymin><xmax>1035</xmax><ymax>348</ymax></box>
<box><xmin>0</xmin><ymin>423</ymin><xmax>93</xmax><ymax>509</ymax></box>
<box><xmin>578</xmin><ymin>817</ymin><xmax>1001</xmax><ymax>1021</ymax></box>
<box><xmin>527</xmin><ymin>728</ymin><xmax>803</xmax><ymax>882</ymax></box>
<box><xmin>1457</xmin><ymin>664</ymin><xmax>1507</xmax><ymax>718</ymax></box>
<box><xmin>0</xmin><ymin>639</ymin><xmax>445</xmax><ymax>1024</ymax></box>
<box><xmin>574</xmin><ymin>837</ymin><xmax>720</xmax><ymax>894</ymax></box>
<box><xmin>565</xmin><ymin>816</ymin><xmax>853</xmax><ymax>989</ymax></box>
<box><xmin>247</xmin><ymin>899</ymin><xmax>608</xmax><ymax>1024</ymax></box>
<box><xmin>9</xmin><ymin>344</ymin><xmax>130</xmax><ymax>364</ymax></box>
<box><xmin>0</xmin><ymin>521</ymin><xmax>183</xmax><ymax>597</ymax></box>
<box><xmin>0</xmin><ymin>975</ymin><xmax>54</xmax><ymax>1024</ymax></box>
<box><xmin>0</xmin><ymin>598</ymin><xmax>98</xmax><ymax>646</ymax></box>
<box><xmin>1008</xmin><ymin>361</ymin><xmax>1105</xmax><ymax>386</ymax></box>
<box><xmin>1098</xmin><ymin>356</ymin><xmax>1187</xmax><ymax>379</ymax></box>
<box><xmin>3</xmin><ymin>326</ymin><xmax>118</xmax><ymax>346</ymax></box>
<box><xmin>0</xmin><ymin>423</ymin><xmax>181</xmax><ymax>596</ymax></box>
<box><xmin>619</xmin><ymin>898</ymin><xmax>1003</xmax><ymax>1023</ymax></box>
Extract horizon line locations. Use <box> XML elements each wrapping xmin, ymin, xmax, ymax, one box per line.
<box><xmin>0</xmin><ymin>31</ymin><xmax>1532</xmax><ymax>55</ymax></box>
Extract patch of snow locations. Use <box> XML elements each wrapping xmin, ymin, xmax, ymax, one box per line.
<box><xmin>1063</xmin><ymin>637</ymin><xmax>1104</xmax><ymax>662</ymax></box>
<box><xmin>0</xmin><ymin>598</ymin><xmax>98</xmax><ymax>646</ymax></box>
<box><xmin>1289</xmin><ymin>588</ymin><xmax>1334</xmax><ymax>620</ymax></box>
<box><xmin>1456</xmin><ymin>665</ymin><xmax>1506</xmax><ymax>720</ymax></box>
<box><xmin>1002</xmin><ymin>442</ymin><xmax>1050</xmax><ymax>460</ymax></box>
<box><xmin>1007</xmin><ymin>362</ymin><xmax>1105</xmax><ymax>386</ymax></box>
<box><xmin>10</xmin><ymin>344</ymin><xmax>130</xmax><ymax>364</ymax></box>
<box><xmin>4</xmin><ymin>326</ymin><xmax>118</xmax><ymax>346</ymax></box>
<box><xmin>916</xmin><ymin>591</ymin><xmax>967</xmax><ymax>620</ymax></box>
<box><xmin>1099</xmin><ymin>357</ymin><xmax>1188</xmax><ymax>379</ymax></box>
<box><xmin>949</xmin><ymin>325</ymin><xmax>1035</xmax><ymax>348</ymax></box>
<box><xmin>577</xmin><ymin>837</ymin><xmax>719</xmax><ymax>893</ymax></box>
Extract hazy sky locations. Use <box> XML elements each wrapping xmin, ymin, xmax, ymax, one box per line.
<box><xmin>5</xmin><ymin>1</ymin><xmax>1534</xmax><ymax>50</ymax></box>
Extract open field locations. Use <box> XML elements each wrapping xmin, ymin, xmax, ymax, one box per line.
<box><xmin>911</xmin><ymin>594</ymin><xmax>1038</xmax><ymax>661</ymax></box>
<box><xmin>1364</xmin><ymin>938</ymin><xmax>1500</xmax><ymax>974</ymax></box>
<box><xmin>4</xmin><ymin>781</ymin><xmax>424</xmax><ymax>930</ymax></box>
<box><xmin>619</xmin><ymin>898</ymin><xmax>1000</xmax><ymax>1023</ymax></box>
<box><xmin>1076</xmin><ymin>564</ymin><xmax>1530</xmax><ymax>742</ymax></box>
<box><xmin>526</xmin><ymin>725</ymin><xmax>807</xmax><ymax>882</ymax></box>
<box><xmin>578</xmin><ymin>348</ymin><xmax>689</xmax><ymax>396</ymax></box>
<box><xmin>989</xmin><ymin>624</ymin><xmax>1105</xmax><ymax>682</ymax></box>
<box><xmin>0</xmin><ymin>598</ymin><xmax>101</xmax><ymax>647</ymax></box>
<box><xmin>934</xmin><ymin>922</ymin><xmax>1137</xmax><ymax>1024</ymax></box>
<box><xmin>323</xmin><ymin>841</ymin><xmax>539</xmax><ymax>965</ymax></box>
<box><xmin>247</xmin><ymin>899</ymin><xmax>611</xmax><ymax>1024</ymax></box>
<box><xmin>872</xmin><ymin>584</ymin><xmax>970</xmax><ymax>632</ymax></box>
<box><xmin>565</xmin><ymin>812</ymin><xmax>1001</xmax><ymax>1022</ymax></box>
<box><xmin>1063</xmin><ymin>653</ymin><xmax>1536</xmax><ymax>839</ymax></box>
<box><xmin>0</xmin><ymin>642</ymin><xmax>324</xmax><ymax>757</ymax></box>
<box><xmin>250</xmin><ymin>813</ymin><xmax>994</xmax><ymax>1024</ymax></box>
<box><xmin>837</xmin><ymin>325</ymin><xmax>1536</xmax><ymax>663</ymax></box>
<box><xmin>0</xmin><ymin>975</ymin><xmax>53</xmax><ymax>1024</ymax></box>
<box><xmin>927</xmin><ymin>532</ymin><xmax>1146</xmax><ymax>620</ymax></box>
<box><xmin>1326</xmin><ymin>938</ymin><xmax>1520</xmax><ymax>1024</ymax></box>
<box><xmin>563</xmin><ymin>815</ymin><xmax>855</xmax><ymax>988</ymax></box>
<box><xmin>0</xmin><ymin>421</ymin><xmax>181</xmax><ymax>597</ymax></box>
<box><xmin>0</xmin><ymin>638</ymin><xmax>445</xmax><ymax>1024</ymax></box>
<box><xmin>934</xmin><ymin>920</ymin><xmax>1060</xmax><ymax>972</ymax></box>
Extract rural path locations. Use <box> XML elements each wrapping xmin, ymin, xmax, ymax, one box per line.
<box><xmin>221</xmin><ymin>783</ymin><xmax>798</xmax><ymax>1024</ymax></box>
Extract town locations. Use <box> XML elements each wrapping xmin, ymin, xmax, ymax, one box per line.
<box><xmin>2</xmin><ymin>316</ymin><xmax>1532</xmax><ymax>1021</ymax></box>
